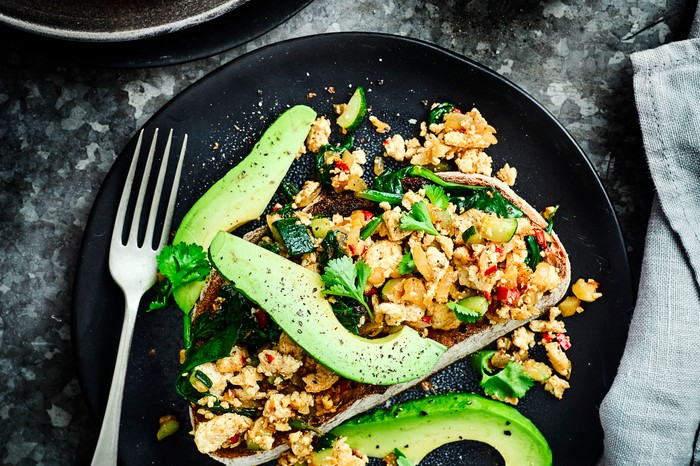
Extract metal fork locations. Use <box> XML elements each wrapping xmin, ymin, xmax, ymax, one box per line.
<box><xmin>90</xmin><ymin>129</ymin><xmax>187</xmax><ymax>466</ymax></box>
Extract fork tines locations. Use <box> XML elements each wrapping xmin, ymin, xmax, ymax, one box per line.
<box><xmin>112</xmin><ymin>129</ymin><xmax>187</xmax><ymax>251</ymax></box>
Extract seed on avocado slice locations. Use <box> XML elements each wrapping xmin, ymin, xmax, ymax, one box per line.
<box><xmin>313</xmin><ymin>393</ymin><xmax>551</xmax><ymax>466</ymax></box>
<box><xmin>208</xmin><ymin>231</ymin><xmax>447</xmax><ymax>385</ymax></box>
<box><xmin>171</xmin><ymin>105</ymin><xmax>317</xmax><ymax>312</ymax></box>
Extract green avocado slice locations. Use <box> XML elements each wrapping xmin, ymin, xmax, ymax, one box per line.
<box><xmin>208</xmin><ymin>231</ymin><xmax>447</xmax><ymax>385</ymax></box>
<box><xmin>323</xmin><ymin>393</ymin><xmax>552</xmax><ymax>466</ymax></box>
<box><xmin>172</xmin><ymin>105</ymin><xmax>317</xmax><ymax>312</ymax></box>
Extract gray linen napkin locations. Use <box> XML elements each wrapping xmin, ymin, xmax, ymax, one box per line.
<box><xmin>599</xmin><ymin>6</ymin><xmax>700</xmax><ymax>465</ymax></box>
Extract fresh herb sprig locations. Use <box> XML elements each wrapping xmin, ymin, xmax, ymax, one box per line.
<box><xmin>446</xmin><ymin>300</ymin><xmax>483</xmax><ymax>323</ymax></box>
<box><xmin>399</xmin><ymin>201</ymin><xmax>440</xmax><ymax>236</ymax></box>
<box><xmin>321</xmin><ymin>256</ymin><xmax>373</xmax><ymax>320</ymax></box>
<box><xmin>424</xmin><ymin>184</ymin><xmax>449</xmax><ymax>210</ymax></box>
<box><xmin>150</xmin><ymin>243</ymin><xmax>210</xmax><ymax>312</ymax></box>
<box><xmin>398</xmin><ymin>250</ymin><xmax>416</xmax><ymax>275</ymax></box>
<box><xmin>471</xmin><ymin>350</ymin><xmax>535</xmax><ymax>400</ymax></box>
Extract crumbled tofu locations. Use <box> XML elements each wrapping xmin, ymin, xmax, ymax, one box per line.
<box><xmin>245</xmin><ymin>417</ymin><xmax>276</xmax><ymax>451</ymax></box>
<box><xmin>277</xmin><ymin>332</ymin><xmax>305</xmax><ymax>360</ymax></box>
<box><xmin>318</xmin><ymin>437</ymin><xmax>368</xmax><ymax>466</ymax></box>
<box><xmin>496</xmin><ymin>163</ymin><xmax>518</xmax><ymax>186</ymax></box>
<box><xmin>303</xmin><ymin>362</ymin><xmax>340</xmax><ymax>393</ymax></box>
<box><xmin>306</xmin><ymin>117</ymin><xmax>331</xmax><ymax>152</ymax></box>
<box><xmin>215</xmin><ymin>346</ymin><xmax>248</xmax><ymax>374</ymax></box>
<box><xmin>572</xmin><ymin>278</ymin><xmax>603</xmax><ymax>302</ymax></box>
<box><xmin>229</xmin><ymin>366</ymin><xmax>264</xmax><ymax>400</ymax></box>
<box><xmin>257</xmin><ymin>350</ymin><xmax>302</xmax><ymax>380</ymax></box>
<box><xmin>383</xmin><ymin>134</ymin><xmax>406</xmax><ymax>161</ymax></box>
<box><xmin>369</xmin><ymin>115</ymin><xmax>391</xmax><ymax>133</ymax></box>
<box><xmin>511</xmin><ymin>327</ymin><xmax>535</xmax><ymax>351</ymax></box>
<box><xmin>363</xmin><ymin>240</ymin><xmax>403</xmax><ymax>286</ymax></box>
<box><xmin>193</xmin><ymin>362</ymin><xmax>228</xmax><ymax>397</ymax></box>
<box><xmin>454</xmin><ymin>149</ymin><xmax>493</xmax><ymax>175</ymax></box>
<box><xmin>529</xmin><ymin>318</ymin><xmax>566</xmax><ymax>334</ymax></box>
<box><xmin>262</xmin><ymin>391</ymin><xmax>314</xmax><ymax>431</ymax></box>
<box><xmin>434</xmin><ymin>235</ymin><xmax>454</xmax><ymax>260</ymax></box>
<box><xmin>194</xmin><ymin>413</ymin><xmax>252</xmax><ymax>454</ymax></box>
<box><xmin>293</xmin><ymin>180</ymin><xmax>322</xmax><ymax>207</ymax></box>
<box><xmin>543</xmin><ymin>374</ymin><xmax>570</xmax><ymax>399</ymax></box>
<box><xmin>375</xmin><ymin>302</ymin><xmax>425</xmax><ymax>326</ymax></box>
<box><xmin>530</xmin><ymin>262</ymin><xmax>563</xmax><ymax>292</ymax></box>
<box><xmin>289</xmin><ymin>430</ymin><xmax>314</xmax><ymax>458</ymax></box>
<box><xmin>545</xmin><ymin>341</ymin><xmax>572</xmax><ymax>378</ymax></box>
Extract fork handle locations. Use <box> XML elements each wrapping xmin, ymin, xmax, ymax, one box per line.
<box><xmin>90</xmin><ymin>296</ymin><xmax>140</xmax><ymax>466</ymax></box>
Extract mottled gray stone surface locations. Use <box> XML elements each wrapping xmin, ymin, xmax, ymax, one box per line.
<box><xmin>0</xmin><ymin>0</ymin><xmax>692</xmax><ymax>464</ymax></box>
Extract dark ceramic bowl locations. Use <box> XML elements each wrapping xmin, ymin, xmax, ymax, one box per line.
<box><xmin>0</xmin><ymin>0</ymin><xmax>251</xmax><ymax>41</ymax></box>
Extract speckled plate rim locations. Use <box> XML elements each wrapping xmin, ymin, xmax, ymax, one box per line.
<box><xmin>0</xmin><ymin>0</ymin><xmax>250</xmax><ymax>42</ymax></box>
<box><xmin>71</xmin><ymin>32</ymin><xmax>635</xmax><ymax>465</ymax></box>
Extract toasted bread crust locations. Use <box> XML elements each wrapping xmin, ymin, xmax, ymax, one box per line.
<box><xmin>189</xmin><ymin>172</ymin><xmax>571</xmax><ymax>465</ymax></box>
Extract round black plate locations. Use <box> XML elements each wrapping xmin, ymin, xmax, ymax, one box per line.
<box><xmin>72</xmin><ymin>32</ymin><xmax>633</xmax><ymax>465</ymax></box>
<box><xmin>0</xmin><ymin>0</ymin><xmax>312</xmax><ymax>68</ymax></box>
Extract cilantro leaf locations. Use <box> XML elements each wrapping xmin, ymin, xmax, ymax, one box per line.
<box><xmin>398</xmin><ymin>250</ymin><xmax>416</xmax><ymax>275</ymax></box>
<box><xmin>399</xmin><ymin>201</ymin><xmax>440</xmax><ymax>236</ymax></box>
<box><xmin>394</xmin><ymin>448</ymin><xmax>415</xmax><ymax>466</ymax></box>
<box><xmin>446</xmin><ymin>300</ymin><xmax>483</xmax><ymax>323</ymax></box>
<box><xmin>321</xmin><ymin>256</ymin><xmax>373</xmax><ymax>319</ymax></box>
<box><xmin>149</xmin><ymin>243</ymin><xmax>210</xmax><ymax>311</ymax></box>
<box><xmin>424</xmin><ymin>184</ymin><xmax>449</xmax><ymax>211</ymax></box>
<box><xmin>471</xmin><ymin>350</ymin><xmax>535</xmax><ymax>400</ymax></box>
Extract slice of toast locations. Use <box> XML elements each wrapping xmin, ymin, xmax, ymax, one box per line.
<box><xmin>188</xmin><ymin>172</ymin><xmax>570</xmax><ymax>465</ymax></box>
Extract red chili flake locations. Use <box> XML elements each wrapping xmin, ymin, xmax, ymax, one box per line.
<box><xmin>334</xmin><ymin>160</ymin><xmax>350</xmax><ymax>172</ymax></box>
<box><xmin>494</xmin><ymin>245</ymin><xmax>503</xmax><ymax>254</ymax></box>
<box><xmin>535</xmin><ymin>229</ymin><xmax>548</xmax><ymax>249</ymax></box>
<box><xmin>348</xmin><ymin>243</ymin><xmax>365</xmax><ymax>256</ymax></box>
<box><xmin>272</xmin><ymin>203</ymin><xmax>283</xmax><ymax>212</ymax></box>
<box><xmin>383</xmin><ymin>138</ymin><xmax>390</xmax><ymax>145</ymax></box>
<box><xmin>453</xmin><ymin>108</ymin><xmax>462</xmax><ymax>114</ymax></box>
<box><xmin>265</xmin><ymin>353</ymin><xmax>275</xmax><ymax>363</ymax></box>
<box><xmin>361</xmin><ymin>210</ymin><xmax>375</xmax><ymax>221</ymax></box>
<box><xmin>484</xmin><ymin>265</ymin><xmax>498</xmax><ymax>276</ymax></box>
<box><xmin>542</xmin><ymin>332</ymin><xmax>554</xmax><ymax>343</ymax></box>
<box><xmin>421</xmin><ymin>316</ymin><xmax>432</xmax><ymax>324</ymax></box>
<box><xmin>495</xmin><ymin>286</ymin><xmax>520</xmax><ymax>306</ymax></box>
<box><xmin>255</xmin><ymin>309</ymin><xmax>268</xmax><ymax>328</ymax></box>
<box><xmin>365</xmin><ymin>287</ymin><xmax>379</xmax><ymax>296</ymax></box>
<box><xmin>228</xmin><ymin>434</ymin><xmax>240</xmax><ymax>444</ymax></box>
<box><xmin>557</xmin><ymin>333</ymin><xmax>571</xmax><ymax>350</ymax></box>
<box><xmin>483</xmin><ymin>291</ymin><xmax>491</xmax><ymax>302</ymax></box>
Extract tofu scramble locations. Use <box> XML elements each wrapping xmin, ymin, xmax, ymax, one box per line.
<box><xmin>185</xmin><ymin>102</ymin><xmax>599</xmax><ymax>464</ymax></box>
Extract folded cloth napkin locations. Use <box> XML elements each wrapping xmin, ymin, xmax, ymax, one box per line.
<box><xmin>599</xmin><ymin>5</ymin><xmax>700</xmax><ymax>465</ymax></box>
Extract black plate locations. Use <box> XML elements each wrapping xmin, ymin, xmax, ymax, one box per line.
<box><xmin>0</xmin><ymin>0</ymin><xmax>312</xmax><ymax>67</ymax></box>
<box><xmin>72</xmin><ymin>32</ymin><xmax>633</xmax><ymax>465</ymax></box>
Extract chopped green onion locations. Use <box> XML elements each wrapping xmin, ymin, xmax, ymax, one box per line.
<box><xmin>360</xmin><ymin>216</ymin><xmax>383</xmax><ymax>240</ymax></box>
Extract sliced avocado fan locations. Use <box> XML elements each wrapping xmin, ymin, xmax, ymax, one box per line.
<box><xmin>208</xmin><ymin>231</ymin><xmax>447</xmax><ymax>386</ymax></box>
<box><xmin>321</xmin><ymin>393</ymin><xmax>552</xmax><ymax>466</ymax></box>
<box><xmin>172</xmin><ymin>105</ymin><xmax>317</xmax><ymax>312</ymax></box>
